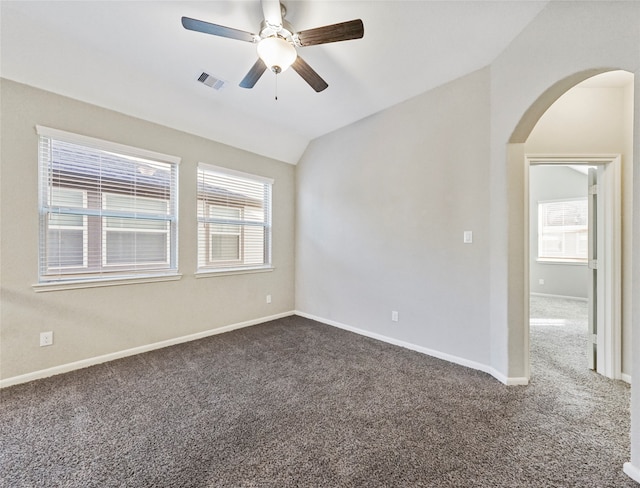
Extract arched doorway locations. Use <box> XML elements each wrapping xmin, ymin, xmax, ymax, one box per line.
<box><xmin>508</xmin><ymin>69</ymin><xmax>634</xmax><ymax>382</ymax></box>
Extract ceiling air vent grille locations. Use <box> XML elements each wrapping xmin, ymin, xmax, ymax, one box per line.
<box><xmin>197</xmin><ymin>72</ymin><xmax>226</xmax><ymax>90</ymax></box>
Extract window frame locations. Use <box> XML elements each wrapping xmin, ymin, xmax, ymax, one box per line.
<box><xmin>196</xmin><ymin>163</ymin><xmax>273</xmax><ymax>276</ymax></box>
<box><xmin>35</xmin><ymin>126</ymin><xmax>181</xmax><ymax>290</ymax></box>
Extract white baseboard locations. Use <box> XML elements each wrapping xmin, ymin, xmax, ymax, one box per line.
<box><xmin>624</xmin><ymin>462</ymin><xmax>640</xmax><ymax>484</ymax></box>
<box><xmin>490</xmin><ymin>371</ymin><xmax>530</xmax><ymax>386</ymax></box>
<box><xmin>2</xmin><ymin>311</ymin><xmax>533</xmax><ymax>389</ymax></box>
<box><xmin>295</xmin><ymin>311</ymin><xmax>527</xmax><ymax>386</ymax></box>
<box><xmin>621</xmin><ymin>373</ymin><xmax>632</xmax><ymax>384</ymax></box>
<box><xmin>0</xmin><ymin>311</ymin><xmax>295</xmax><ymax>389</ymax></box>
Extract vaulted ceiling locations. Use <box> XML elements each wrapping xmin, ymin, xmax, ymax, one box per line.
<box><xmin>1</xmin><ymin>1</ymin><xmax>550</xmax><ymax>164</ymax></box>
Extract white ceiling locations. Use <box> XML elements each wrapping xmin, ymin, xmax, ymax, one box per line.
<box><xmin>0</xmin><ymin>0</ymin><xmax>549</xmax><ymax>164</ymax></box>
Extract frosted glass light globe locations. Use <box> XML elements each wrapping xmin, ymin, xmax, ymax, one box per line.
<box><xmin>257</xmin><ymin>37</ymin><xmax>297</xmax><ymax>73</ymax></box>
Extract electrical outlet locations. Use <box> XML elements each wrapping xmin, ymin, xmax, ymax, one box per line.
<box><xmin>391</xmin><ymin>311</ymin><xmax>399</xmax><ymax>322</ymax></box>
<box><xmin>266</xmin><ymin>294</ymin><xmax>272</xmax><ymax>304</ymax></box>
<box><xmin>40</xmin><ymin>331</ymin><xmax>53</xmax><ymax>347</ymax></box>
<box><xmin>539</xmin><ymin>278</ymin><xmax>545</xmax><ymax>285</ymax></box>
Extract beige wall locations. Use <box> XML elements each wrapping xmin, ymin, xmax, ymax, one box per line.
<box><xmin>526</xmin><ymin>85</ymin><xmax>630</xmax><ymax>154</ymax></box>
<box><xmin>525</xmin><ymin>82</ymin><xmax>634</xmax><ymax>376</ymax></box>
<box><xmin>296</xmin><ymin>67</ymin><xmax>492</xmax><ymax>368</ymax></box>
<box><xmin>298</xmin><ymin>0</ymin><xmax>640</xmax><ymax>474</ymax></box>
<box><xmin>490</xmin><ymin>0</ymin><xmax>640</xmax><ymax>382</ymax></box>
<box><xmin>0</xmin><ymin>79</ymin><xmax>296</xmax><ymax>380</ymax></box>
<box><xmin>489</xmin><ymin>0</ymin><xmax>639</xmax><ymax>471</ymax></box>
<box><xmin>2</xmin><ymin>0</ymin><xmax>640</xmax><ymax>479</ymax></box>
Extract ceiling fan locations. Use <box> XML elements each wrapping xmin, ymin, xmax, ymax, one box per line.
<box><xmin>181</xmin><ymin>0</ymin><xmax>364</xmax><ymax>93</ymax></box>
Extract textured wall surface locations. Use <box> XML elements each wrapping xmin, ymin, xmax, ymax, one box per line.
<box><xmin>0</xmin><ymin>80</ymin><xmax>296</xmax><ymax>380</ymax></box>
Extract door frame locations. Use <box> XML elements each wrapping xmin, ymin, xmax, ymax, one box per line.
<box><xmin>524</xmin><ymin>154</ymin><xmax>622</xmax><ymax>380</ymax></box>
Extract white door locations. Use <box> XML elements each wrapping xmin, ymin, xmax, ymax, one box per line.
<box><xmin>587</xmin><ymin>164</ymin><xmax>619</xmax><ymax>377</ymax></box>
<box><xmin>587</xmin><ymin>167</ymin><xmax>600</xmax><ymax>371</ymax></box>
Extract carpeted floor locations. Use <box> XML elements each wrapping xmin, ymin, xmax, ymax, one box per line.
<box><xmin>0</xmin><ymin>299</ymin><xmax>633</xmax><ymax>487</ymax></box>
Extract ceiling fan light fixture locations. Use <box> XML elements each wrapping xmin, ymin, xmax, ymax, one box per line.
<box><xmin>257</xmin><ymin>36</ymin><xmax>296</xmax><ymax>73</ymax></box>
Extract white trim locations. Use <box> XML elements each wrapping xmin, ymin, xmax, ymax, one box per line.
<box><xmin>0</xmin><ymin>311</ymin><xmax>531</xmax><ymax>389</ymax></box>
<box><xmin>0</xmin><ymin>311</ymin><xmax>295</xmax><ymax>389</ymax></box>
<box><xmin>526</xmin><ymin>154</ymin><xmax>623</xmax><ymax>164</ymax></box>
<box><xmin>35</xmin><ymin>125</ymin><xmax>181</xmax><ymax>165</ymax></box>
<box><xmin>198</xmin><ymin>162</ymin><xmax>274</xmax><ymax>185</ymax></box>
<box><xmin>621</xmin><ymin>373</ymin><xmax>632</xmax><ymax>384</ymax></box>
<box><xmin>487</xmin><ymin>367</ymin><xmax>529</xmax><ymax>385</ymax></box>
<box><xmin>497</xmin><ymin>374</ymin><xmax>529</xmax><ymax>386</ymax></box>
<box><xmin>195</xmin><ymin>266</ymin><xmax>274</xmax><ymax>278</ymax></box>
<box><xmin>525</xmin><ymin>154</ymin><xmax>622</xmax><ymax>381</ymax></box>
<box><xmin>33</xmin><ymin>273</ymin><xmax>182</xmax><ymax>292</ymax></box>
<box><xmin>623</xmin><ymin>462</ymin><xmax>640</xmax><ymax>484</ymax></box>
<box><xmin>295</xmin><ymin>311</ymin><xmax>527</xmax><ymax>386</ymax></box>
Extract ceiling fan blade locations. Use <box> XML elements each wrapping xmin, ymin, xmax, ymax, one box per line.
<box><xmin>239</xmin><ymin>58</ymin><xmax>268</xmax><ymax>89</ymax></box>
<box><xmin>261</xmin><ymin>0</ymin><xmax>283</xmax><ymax>30</ymax></box>
<box><xmin>296</xmin><ymin>19</ymin><xmax>364</xmax><ymax>47</ymax></box>
<box><xmin>292</xmin><ymin>56</ymin><xmax>328</xmax><ymax>92</ymax></box>
<box><xmin>181</xmin><ymin>17</ymin><xmax>257</xmax><ymax>43</ymax></box>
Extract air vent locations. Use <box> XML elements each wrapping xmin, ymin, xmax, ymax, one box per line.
<box><xmin>197</xmin><ymin>72</ymin><xmax>226</xmax><ymax>90</ymax></box>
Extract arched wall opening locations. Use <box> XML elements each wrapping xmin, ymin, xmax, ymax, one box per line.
<box><xmin>506</xmin><ymin>68</ymin><xmax>635</xmax><ymax>384</ymax></box>
<box><xmin>500</xmin><ymin>65</ymin><xmax>639</xmax><ymax>482</ymax></box>
<box><xmin>485</xmin><ymin>1</ymin><xmax>640</xmax><ymax>478</ymax></box>
<box><xmin>509</xmin><ymin>70</ymin><xmax>634</xmax><ymax>382</ymax></box>
<box><xmin>509</xmin><ymin>69</ymin><xmax>617</xmax><ymax>145</ymax></box>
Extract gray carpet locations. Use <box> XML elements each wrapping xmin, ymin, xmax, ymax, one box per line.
<box><xmin>0</xmin><ymin>301</ymin><xmax>633</xmax><ymax>487</ymax></box>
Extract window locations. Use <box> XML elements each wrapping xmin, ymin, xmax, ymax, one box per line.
<box><xmin>47</xmin><ymin>187</ymin><xmax>88</xmax><ymax>269</ymax></box>
<box><xmin>537</xmin><ymin>198</ymin><xmax>588</xmax><ymax>263</ymax></box>
<box><xmin>38</xmin><ymin>126</ymin><xmax>179</xmax><ymax>284</ymax></box>
<box><xmin>197</xmin><ymin>164</ymin><xmax>272</xmax><ymax>273</ymax></box>
<box><xmin>206</xmin><ymin>206</ymin><xmax>242</xmax><ymax>263</ymax></box>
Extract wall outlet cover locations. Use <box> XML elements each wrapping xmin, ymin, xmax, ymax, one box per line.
<box><xmin>40</xmin><ymin>331</ymin><xmax>53</xmax><ymax>347</ymax></box>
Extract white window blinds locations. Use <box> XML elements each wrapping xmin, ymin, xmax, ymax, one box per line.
<box><xmin>37</xmin><ymin>126</ymin><xmax>179</xmax><ymax>283</ymax></box>
<box><xmin>538</xmin><ymin>198</ymin><xmax>588</xmax><ymax>262</ymax></box>
<box><xmin>197</xmin><ymin>163</ymin><xmax>272</xmax><ymax>272</ymax></box>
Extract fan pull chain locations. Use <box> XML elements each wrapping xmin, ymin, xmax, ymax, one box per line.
<box><xmin>275</xmin><ymin>72</ymin><xmax>278</xmax><ymax>101</ymax></box>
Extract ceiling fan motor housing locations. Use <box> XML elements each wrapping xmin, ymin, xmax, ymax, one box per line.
<box><xmin>259</xmin><ymin>19</ymin><xmax>297</xmax><ymax>45</ymax></box>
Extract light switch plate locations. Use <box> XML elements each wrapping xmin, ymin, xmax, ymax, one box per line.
<box><xmin>463</xmin><ymin>231</ymin><xmax>473</xmax><ymax>244</ymax></box>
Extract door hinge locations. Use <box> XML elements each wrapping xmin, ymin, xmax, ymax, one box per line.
<box><xmin>589</xmin><ymin>184</ymin><xmax>599</xmax><ymax>195</ymax></box>
<box><xmin>591</xmin><ymin>333</ymin><xmax>598</xmax><ymax>344</ymax></box>
<box><xmin>588</xmin><ymin>259</ymin><xmax>598</xmax><ymax>269</ymax></box>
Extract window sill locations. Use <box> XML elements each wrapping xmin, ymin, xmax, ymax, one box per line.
<box><xmin>33</xmin><ymin>273</ymin><xmax>182</xmax><ymax>292</ymax></box>
<box><xmin>536</xmin><ymin>259</ymin><xmax>587</xmax><ymax>266</ymax></box>
<box><xmin>195</xmin><ymin>266</ymin><xmax>274</xmax><ymax>278</ymax></box>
